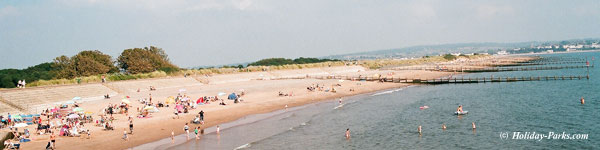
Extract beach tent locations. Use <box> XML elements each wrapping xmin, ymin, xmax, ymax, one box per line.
<box><xmin>144</xmin><ymin>106</ymin><xmax>159</xmax><ymax>113</ymax></box>
<box><xmin>165</xmin><ymin>97</ymin><xmax>175</xmax><ymax>104</ymax></box>
<box><xmin>121</xmin><ymin>99</ymin><xmax>131</xmax><ymax>104</ymax></box>
<box><xmin>67</xmin><ymin>114</ymin><xmax>80</xmax><ymax>119</ymax></box>
<box><xmin>73</xmin><ymin>107</ymin><xmax>84</xmax><ymax>112</ymax></box>
<box><xmin>11</xmin><ymin>115</ymin><xmax>22</xmax><ymax>121</ymax></box>
<box><xmin>13</xmin><ymin>123</ymin><xmax>28</xmax><ymax>128</ymax></box>
<box><xmin>228</xmin><ymin>93</ymin><xmax>237</xmax><ymax>100</ymax></box>
<box><xmin>72</xmin><ymin>97</ymin><xmax>82</xmax><ymax>101</ymax></box>
<box><xmin>176</xmin><ymin>104</ymin><xmax>184</xmax><ymax>112</ymax></box>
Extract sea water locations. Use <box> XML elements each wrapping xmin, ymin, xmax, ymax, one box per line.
<box><xmin>149</xmin><ymin>52</ymin><xmax>599</xmax><ymax>150</ymax></box>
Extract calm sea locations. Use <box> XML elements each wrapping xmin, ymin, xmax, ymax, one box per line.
<box><xmin>140</xmin><ymin>52</ymin><xmax>599</xmax><ymax>150</ymax></box>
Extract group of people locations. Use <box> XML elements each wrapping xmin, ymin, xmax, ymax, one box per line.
<box><xmin>306</xmin><ymin>83</ymin><xmax>338</xmax><ymax>93</ymax></box>
<box><xmin>16</xmin><ymin>80</ymin><xmax>26</xmax><ymax>88</ymax></box>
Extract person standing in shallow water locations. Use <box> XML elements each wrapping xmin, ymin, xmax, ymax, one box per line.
<box><xmin>345</xmin><ymin>128</ymin><xmax>351</xmax><ymax>139</ymax></box>
<box><xmin>580</xmin><ymin>97</ymin><xmax>585</xmax><ymax>104</ymax></box>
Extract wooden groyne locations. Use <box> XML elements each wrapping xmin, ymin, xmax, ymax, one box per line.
<box><xmin>271</xmin><ymin>75</ymin><xmax>589</xmax><ymax>84</ymax></box>
<box><xmin>461</xmin><ymin>61</ymin><xmax>588</xmax><ymax>67</ymax></box>
<box><xmin>388</xmin><ymin>65</ymin><xmax>592</xmax><ymax>72</ymax></box>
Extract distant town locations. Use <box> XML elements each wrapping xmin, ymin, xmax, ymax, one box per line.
<box><xmin>325</xmin><ymin>39</ymin><xmax>600</xmax><ymax>60</ymax></box>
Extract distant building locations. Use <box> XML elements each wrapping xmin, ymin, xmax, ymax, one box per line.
<box><xmin>592</xmin><ymin>43</ymin><xmax>600</xmax><ymax>48</ymax></box>
<box><xmin>450</xmin><ymin>53</ymin><xmax>461</xmax><ymax>56</ymax></box>
<box><xmin>497</xmin><ymin>51</ymin><xmax>508</xmax><ymax>55</ymax></box>
<box><xmin>547</xmin><ymin>50</ymin><xmax>554</xmax><ymax>53</ymax></box>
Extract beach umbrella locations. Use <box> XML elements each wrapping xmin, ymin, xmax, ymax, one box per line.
<box><xmin>84</xmin><ymin>111</ymin><xmax>94</xmax><ymax>115</ymax></box>
<box><xmin>11</xmin><ymin>115</ymin><xmax>22</xmax><ymax>120</ymax></box>
<box><xmin>218</xmin><ymin>92</ymin><xmax>227</xmax><ymax>96</ymax></box>
<box><xmin>65</xmin><ymin>100</ymin><xmax>75</xmax><ymax>104</ymax></box>
<box><xmin>13</xmin><ymin>123</ymin><xmax>28</xmax><ymax>128</ymax></box>
<box><xmin>121</xmin><ymin>99</ymin><xmax>131</xmax><ymax>104</ymax></box>
<box><xmin>165</xmin><ymin>97</ymin><xmax>175</xmax><ymax>104</ymax></box>
<box><xmin>144</xmin><ymin>106</ymin><xmax>155</xmax><ymax>110</ymax></box>
<box><xmin>228</xmin><ymin>93</ymin><xmax>237</xmax><ymax>100</ymax></box>
<box><xmin>72</xmin><ymin>97</ymin><xmax>82</xmax><ymax>101</ymax></box>
<box><xmin>73</xmin><ymin>107</ymin><xmax>84</xmax><ymax>112</ymax></box>
<box><xmin>67</xmin><ymin>114</ymin><xmax>80</xmax><ymax>119</ymax></box>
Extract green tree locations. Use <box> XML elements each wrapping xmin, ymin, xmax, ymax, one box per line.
<box><xmin>118</xmin><ymin>47</ymin><xmax>178</xmax><ymax>74</ymax></box>
<box><xmin>52</xmin><ymin>55</ymin><xmax>77</xmax><ymax>79</ymax></box>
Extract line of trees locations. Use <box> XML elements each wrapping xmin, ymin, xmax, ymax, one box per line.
<box><xmin>247</xmin><ymin>57</ymin><xmax>340</xmax><ymax>66</ymax></box>
<box><xmin>0</xmin><ymin>46</ymin><xmax>178</xmax><ymax>88</ymax></box>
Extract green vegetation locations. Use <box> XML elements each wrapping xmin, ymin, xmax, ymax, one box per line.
<box><xmin>247</xmin><ymin>57</ymin><xmax>340</xmax><ymax>66</ymax></box>
<box><xmin>443</xmin><ymin>54</ymin><xmax>457</xmax><ymax>60</ymax></box>
<box><xmin>0</xmin><ymin>63</ymin><xmax>55</xmax><ymax>88</ymax></box>
<box><xmin>0</xmin><ymin>46</ymin><xmax>179</xmax><ymax>88</ymax></box>
<box><xmin>117</xmin><ymin>46</ymin><xmax>178</xmax><ymax>74</ymax></box>
<box><xmin>52</xmin><ymin>50</ymin><xmax>118</xmax><ymax>79</ymax></box>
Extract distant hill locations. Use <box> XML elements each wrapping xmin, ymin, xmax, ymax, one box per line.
<box><xmin>322</xmin><ymin>38</ymin><xmax>600</xmax><ymax>60</ymax></box>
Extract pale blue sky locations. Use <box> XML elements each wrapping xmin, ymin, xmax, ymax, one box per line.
<box><xmin>1</xmin><ymin>0</ymin><xmax>599</xmax><ymax>69</ymax></box>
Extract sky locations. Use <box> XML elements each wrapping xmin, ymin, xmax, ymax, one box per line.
<box><xmin>1</xmin><ymin>0</ymin><xmax>599</xmax><ymax>69</ymax></box>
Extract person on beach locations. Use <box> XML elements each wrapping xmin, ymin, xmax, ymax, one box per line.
<box><xmin>345</xmin><ymin>128</ymin><xmax>351</xmax><ymax>139</ymax></box>
<box><xmin>199</xmin><ymin>110</ymin><xmax>204</xmax><ymax>121</ymax></box>
<box><xmin>339</xmin><ymin>98</ymin><xmax>343</xmax><ymax>105</ymax></box>
<box><xmin>123</xmin><ymin>129</ymin><xmax>129</xmax><ymax>141</ymax></box>
<box><xmin>216</xmin><ymin>125</ymin><xmax>220</xmax><ymax>134</ymax></box>
<box><xmin>171</xmin><ymin>131</ymin><xmax>175</xmax><ymax>143</ymax></box>
<box><xmin>184</xmin><ymin>123</ymin><xmax>190</xmax><ymax>140</ymax></box>
<box><xmin>581</xmin><ymin>97</ymin><xmax>585</xmax><ymax>104</ymax></box>
<box><xmin>129</xmin><ymin>120</ymin><xmax>134</xmax><ymax>134</ymax></box>
<box><xmin>87</xmin><ymin>129</ymin><xmax>91</xmax><ymax>139</ymax></box>
<box><xmin>194</xmin><ymin>127</ymin><xmax>199</xmax><ymax>140</ymax></box>
<box><xmin>457</xmin><ymin>105</ymin><xmax>463</xmax><ymax>113</ymax></box>
<box><xmin>50</xmin><ymin>132</ymin><xmax>56</xmax><ymax>149</ymax></box>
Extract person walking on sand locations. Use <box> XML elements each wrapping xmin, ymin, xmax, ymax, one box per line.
<box><xmin>184</xmin><ymin>123</ymin><xmax>190</xmax><ymax>140</ymax></box>
<box><xmin>199</xmin><ymin>110</ymin><xmax>204</xmax><ymax>121</ymax></box>
<box><xmin>123</xmin><ymin>129</ymin><xmax>129</xmax><ymax>141</ymax></box>
<box><xmin>345</xmin><ymin>128</ymin><xmax>351</xmax><ymax>139</ymax></box>
<box><xmin>129</xmin><ymin>120</ymin><xmax>134</xmax><ymax>134</ymax></box>
<box><xmin>171</xmin><ymin>131</ymin><xmax>175</xmax><ymax>143</ymax></box>
<box><xmin>50</xmin><ymin>132</ymin><xmax>56</xmax><ymax>149</ymax></box>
